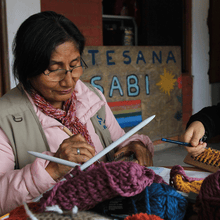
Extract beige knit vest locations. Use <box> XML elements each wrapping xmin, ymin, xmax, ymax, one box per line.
<box><xmin>0</xmin><ymin>83</ymin><xmax>113</xmax><ymax>169</ymax></box>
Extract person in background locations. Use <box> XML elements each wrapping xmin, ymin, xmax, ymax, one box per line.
<box><xmin>181</xmin><ymin>103</ymin><xmax>220</xmax><ymax>157</ymax></box>
<box><xmin>0</xmin><ymin>11</ymin><xmax>154</xmax><ymax>215</ymax></box>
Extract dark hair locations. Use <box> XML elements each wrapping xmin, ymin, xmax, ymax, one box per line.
<box><xmin>13</xmin><ymin>11</ymin><xmax>85</xmax><ymax>91</ymax></box>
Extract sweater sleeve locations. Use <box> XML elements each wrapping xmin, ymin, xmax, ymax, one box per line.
<box><xmin>0</xmin><ymin>129</ymin><xmax>56</xmax><ymax>216</ymax></box>
<box><xmin>186</xmin><ymin>102</ymin><xmax>220</xmax><ymax>140</ymax></box>
<box><xmin>97</xmin><ymin>90</ymin><xmax>154</xmax><ymax>157</ymax></box>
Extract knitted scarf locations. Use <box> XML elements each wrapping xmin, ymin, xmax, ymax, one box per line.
<box><xmin>30</xmin><ymin>89</ymin><xmax>94</xmax><ymax>147</ymax></box>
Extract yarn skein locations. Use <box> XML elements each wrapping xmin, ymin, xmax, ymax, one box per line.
<box><xmin>39</xmin><ymin>161</ymin><xmax>166</xmax><ymax>212</ymax></box>
<box><xmin>130</xmin><ymin>183</ymin><xmax>188</xmax><ymax>220</ymax></box>
<box><xmin>195</xmin><ymin>170</ymin><xmax>220</xmax><ymax>220</ymax></box>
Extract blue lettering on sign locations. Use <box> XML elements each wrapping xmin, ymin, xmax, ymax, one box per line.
<box><xmin>127</xmin><ymin>75</ymin><xmax>139</xmax><ymax>97</ymax></box>
<box><xmin>145</xmin><ymin>75</ymin><xmax>150</xmax><ymax>95</ymax></box>
<box><xmin>91</xmin><ymin>76</ymin><xmax>104</xmax><ymax>93</ymax></box>
<box><xmin>123</xmin><ymin>50</ymin><xmax>131</xmax><ymax>64</ymax></box>
<box><xmin>88</xmin><ymin>50</ymin><xmax>98</xmax><ymax>65</ymax></box>
<box><xmin>166</xmin><ymin>51</ymin><xmax>176</xmax><ymax>63</ymax></box>
<box><xmin>106</xmin><ymin>50</ymin><xmax>115</xmax><ymax>65</ymax></box>
<box><xmin>109</xmin><ymin>76</ymin><xmax>124</xmax><ymax>97</ymax></box>
<box><xmin>152</xmin><ymin>51</ymin><xmax>162</xmax><ymax>63</ymax></box>
<box><xmin>136</xmin><ymin>51</ymin><xmax>146</xmax><ymax>64</ymax></box>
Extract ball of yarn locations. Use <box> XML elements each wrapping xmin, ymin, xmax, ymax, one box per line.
<box><xmin>130</xmin><ymin>183</ymin><xmax>188</xmax><ymax>220</ymax></box>
<box><xmin>125</xmin><ymin>213</ymin><xmax>163</xmax><ymax>220</ymax></box>
<box><xmin>195</xmin><ymin>170</ymin><xmax>220</xmax><ymax>219</ymax></box>
<box><xmin>39</xmin><ymin>161</ymin><xmax>166</xmax><ymax>212</ymax></box>
<box><xmin>90</xmin><ymin>183</ymin><xmax>187</xmax><ymax>220</ymax></box>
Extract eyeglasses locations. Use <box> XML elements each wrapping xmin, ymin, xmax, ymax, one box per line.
<box><xmin>43</xmin><ymin>57</ymin><xmax>88</xmax><ymax>82</ymax></box>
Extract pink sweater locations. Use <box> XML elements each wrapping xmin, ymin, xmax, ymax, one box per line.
<box><xmin>0</xmin><ymin>80</ymin><xmax>154</xmax><ymax>215</ymax></box>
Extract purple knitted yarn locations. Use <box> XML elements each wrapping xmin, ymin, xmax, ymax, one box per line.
<box><xmin>196</xmin><ymin>170</ymin><xmax>220</xmax><ymax>219</ymax></box>
<box><xmin>39</xmin><ymin>161</ymin><xmax>166</xmax><ymax>211</ymax></box>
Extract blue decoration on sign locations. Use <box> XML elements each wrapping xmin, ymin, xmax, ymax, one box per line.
<box><xmin>145</xmin><ymin>75</ymin><xmax>150</xmax><ymax>95</ymax></box>
<box><xmin>116</xmin><ymin>115</ymin><xmax>142</xmax><ymax>128</ymax></box>
<box><xmin>136</xmin><ymin>51</ymin><xmax>146</xmax><ymax>64</ymax></box>
<box><xmin>123</xmin><ymin>50</ymin><xmax>131</xmax><ymax>64</ymax></box>
<box><xmin>106</xmin><ymin>50</ymin><xmax>115</xmax><ymax>65</ymax></box>
<box><xmin>174</xmin><ymin>111</ymin><xmax>182</xmax><ymax>121</ymax></box>
<box><xmin>127</xmin><ymin>75</ymin><xmax>139</xmax><ymax>97</ymax></box>
<box><xmin>166</xmin><ymin>51</ymin><xmax>176</xmax><ymax>63</ymax></box>
<box><xmin>177</xmin><ymin>94</ymin><xmax>182</xmax><ymax>104</ymax></box>
<box><xmin>88</xmin><ymin>50</ymin><xmax>99</xmax><ymax>65</ymax></box>
<box><xmin>109</xmin><ymin>76</ymin><xmax>124</xmax><ymax>97</ymax></box>
<box><xmin>91</xmin><ymin>76</ymin><xmax>104</xmax><ymax>93</ymax></box>
<box><xmin>152</xmin><ymin>51</ymin><xmax>162</xmax><ymax>63</ymax></box>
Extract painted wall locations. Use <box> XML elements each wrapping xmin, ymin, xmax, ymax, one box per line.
<box><xmin>192</xmin><ymin>0</ymin><xmax>211</xmax><ymax>114</ymax></box>
<box><xmin>5</xmin><ymin>0</ymin><xmax>41</xmax><ymax>89</ymax></box>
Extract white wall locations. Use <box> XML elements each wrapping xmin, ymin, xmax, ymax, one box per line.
<box><xmin>6</xmin><ymin>0</ymin><xmax>41</xmax><ymax>89</ymax></box>
<box><xmin>192</xmin><ymin>0</ymin><xmax>211</xmax><ymax>114</ymax></box>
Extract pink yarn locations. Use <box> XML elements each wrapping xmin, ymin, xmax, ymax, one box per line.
<box><xmin>39</xmin><ymin>161</ymin><xmax>166</xmax><ymax>211</ymax></box>
<box><xmin>195</xmin><ymin>170</ymin><xmax>220</xmax><ymax>219</ymax></box>
<box><xmin>170</xmin><ymin>165</ymin><xmax>204</xmax><ymax>186</ymax></box>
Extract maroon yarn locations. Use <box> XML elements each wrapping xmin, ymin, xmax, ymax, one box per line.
<box><xmin>195</xmin><ymin>170</ymin><xmax>220</xmax><ymax>220</ymax></box>
<box><xmin>170</xmin><ymin>165</ymin><xmax>204</xmax><ymax>186</ymax></box>
<box><xmin>39</xmin><ymin>161</ymin><xmax>166</xmax><ymax>211</ymax></box>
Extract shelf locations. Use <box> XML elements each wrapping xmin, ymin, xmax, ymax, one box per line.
<box><xmin>102</xmin><ymin>15</ymin><xmax>138</xmax><ymax>46</ymax></box>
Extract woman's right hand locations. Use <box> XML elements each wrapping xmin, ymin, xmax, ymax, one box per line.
<box><xmin>180</xmin><ymin>121</ymin><xmax>207</xmax><ymax>157</ymax></box>
<box><xmin>45</xmin><ymin>134</ymin><xmax>95</xmax><ymax>181</ymax></box>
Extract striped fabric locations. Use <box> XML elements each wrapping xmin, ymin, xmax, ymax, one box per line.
<box><xmin>108</xmin><ymin>100</ymin><xmax>142</xmax><ymax>128</ymax></box>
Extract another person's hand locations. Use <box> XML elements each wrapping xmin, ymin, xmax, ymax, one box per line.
<box><xmin>114</xmin><ymin>141</ymin><xmax>153</xmax><ymax>166</ymax></box>
<box><xmin>180</xmin><ymin>121</ymin><xmax>207</xmax><ymax>157</ymax></box>
<box><xmin>46</xmin><ymin>134</ymin><xmax>95</xmax><ymax>180</ymax></box>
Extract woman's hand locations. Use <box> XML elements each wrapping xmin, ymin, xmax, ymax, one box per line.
<box><xmin>114</xmin><ymin>141</ymin><xmax>153</xmax><ymax>166</ymax></box>
<box><xmin>180</xmin><ymin>121</ymin><xmax>207</xmax><ymax>157</ymax></box>
<box><xmin>46</xmin><ymin>134</ymin><xmax>95</xmax><ymax>180</ymax></box>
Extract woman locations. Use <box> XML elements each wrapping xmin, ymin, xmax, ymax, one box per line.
<box><xmin>0</xmin><ymin>11</ymin><xmax>154</xmax><ymax>215</ymax></box>
<box><xmin>181</xmin><ymin>103</ymin><xmax>220</xmax><ymax>157</ymax></box>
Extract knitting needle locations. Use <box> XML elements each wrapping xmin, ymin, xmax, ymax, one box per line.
<box><xmin>28</xmin><ymin>115</ymin><xmax>155</xmax><ymax>170</ymax></box>
<box><xmin>28</xmin><ymin>151</ymin><xmax>80</xmax><ymax>168</ymax></box>
<box><xmin>161</xmin><ymin>138</ymin><xmax>192</xmax><ymax>147</ymax></box>
<box><xmin>28</xmin><ymin>126</ymin><xmax>96</xmax><ymax>168</ymax></box>
<box><xmin>80</xmin><ymin>115</ymin><xmax>156</xmax><ymax>171</ymax></box>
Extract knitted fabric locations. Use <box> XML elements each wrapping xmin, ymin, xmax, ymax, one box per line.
<box><xmin>170</xmin><ymin>165</ymin><xmax>204</xmax><ymax>194</ymax></box>
<box><xmin>193</xmin><ymin>147</ymin><xmax>220</xmax><ymax>168</ymax></box>
<box><xmin>7</xmin><ymin>202</ymin><xmax>112</xmax><ymax>220</ymax></box>
<box><xmin>7</xmin><ymin>202</ymin><xmax>40</xmax><ymax>220</ymax></box>
<box><xmin>195</xmin><ymin>170</ymin><xmax>220</xmax><ymax>220</ymax></box>
<box><xmin>32</xmin><ymin>211</ymin><xmax>112</xmax><ymax>220</ymax></box>
<box><xmin>39</xmin><ymin>161</ymin><xmax>166</xmax><ymax>212</ymax></box>
<box><xmin>91</xmin><ymin>183</ymin><xmax>187</xmax><ymax>220</ymax></box>
<box><xmin>125</xmin><ymin>213</ymin><xmax>163</xmax><ymax>220</ymax></box>
<box><xmin>30</xmin><ymin>89</ymin><xmax>94</xmax><ymax>147</ymax></box>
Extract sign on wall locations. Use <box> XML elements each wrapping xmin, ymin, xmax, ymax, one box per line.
<box><xmin>81</xmin><ymin>46</ymin><xmax>183</xmax><ymax>141</ymax></box>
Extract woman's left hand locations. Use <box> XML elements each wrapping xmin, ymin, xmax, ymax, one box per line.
<box><xmin>114</xmin><ymin>141</ymin><xmax>153</xmax><ymax>166</ymax></box>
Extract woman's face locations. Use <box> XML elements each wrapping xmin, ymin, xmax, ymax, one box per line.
<box><xmin>29</xmin><ymin>41</ymin><xmax>83</xmax><ymax>109</ymax></box>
